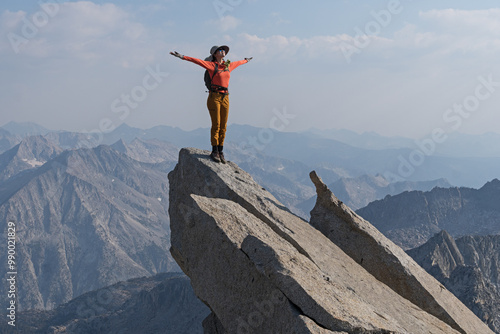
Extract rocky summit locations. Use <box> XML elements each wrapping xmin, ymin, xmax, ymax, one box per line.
<box><xmin>168</xmin><ymin>147</ymin><xmax>493</xmax><ymax>334</ymax></box>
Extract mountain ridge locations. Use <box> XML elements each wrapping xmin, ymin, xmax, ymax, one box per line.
<box><xmin>0</xmin><ymin>135</ymin><xmax>63</xmax><ymax>182</ymax></box>
<box><xmin>408</xmin><ymin>231</ymin><xmax>500</xmax><ymax>333</ymax></box>
<box><xmin>0</xmin><ymin>144</ymin><xmax>177</xmax><ymax>311</ymax></box>
<box><xmin>356</xmin><ymin>181</ymin><xmax>500</xmax><ymax>249</ymax></box>
<box><xmin>0</xmin><ymin>273</ymin><xmax>209</xmax><ymax>334</ymax></box>
<box><xmin>2</xmin><ymin>122</ymin><xmax>500</xmax><ymax>187</ymax></box>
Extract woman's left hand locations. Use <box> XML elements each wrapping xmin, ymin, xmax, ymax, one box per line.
<box><xmin>245</xmin><ymin>57</ymin><xmax>253</xmax><ymax>62</ymax></box>
<box><xmin>170</xmin><ymin>51</ymin><xmax>184</xmax><ymax>59</ymax></box>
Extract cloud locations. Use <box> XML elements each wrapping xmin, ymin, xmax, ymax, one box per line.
<box><xmin>208</xmin><ymin>15</ymin><xmax>242</xmax><ymax>32</ymax></box>
<box><xmin>216</xmin><ymin>7</ymin><xmax>500</xmax><ymax>69</ymax></box>
<box><xmin>207</xmin><ymin>15</ymin><xmax>242</xmax><ymax>32</ymax></box>
<box><xmin>8</xmin><ymin>4</ymin><xmax>496</xmax><ymax>71</ymax></box>
<box><xmin>240</xmin><ymin>34</ymin><xmax>302</xmax><ymax>57</ymax></box>
<box><xmin>420</xmin><ymin>8</ymin><xmax>500</xmax><ymax>33</ymax></box>
<box><xmin>234</xmin><ymin>33</ymin><xmax>389</xmax><ymax>64</ymax></box>
<box><xmin>415</xmin><ymin>9</ymin><xmax>500</xmax><ymax>56</ymax></box>
<box><xmin>270</xmin><ymin>12</ymin><xmax>291</xmax><ymax>25</ymax></box>
<box><xmin>1</xmin><ymin>1</ymin><xmax>162</xmax><ymax>67</ymax></box>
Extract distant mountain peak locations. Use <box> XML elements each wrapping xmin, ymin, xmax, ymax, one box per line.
<box><xmin>0</xmin><ymin>135</ymin><xmax>63</xmax><ymax>182</ymax></box>
<box><xmin>2</xmin><ymin>121</ymin><xmax>51</xmax><ymax>137</ymax></box>
<box><xmin>111</xmin><ymin>138</ymin><xmax>128</xmax><ymax>152</ymax></box>
<box><xmin>407</xmin><ymin>230</ymin><xmax>464</xmax><ymax>280</ymax></box>
<box><xmin>114</xmin><ymin>123</ymin><xmax>136</xmax><ymax>131</ymax></box>
<box><xmin>433</xmin><ymin>229</ymin><xmax>455</xmax><ymax>243</ymax></box>
<box><xmin>480</xmin><ymin>178</ymin><xmax>500</xmax><ymax>190</ymax></box>
<box><xmin>111</xmin><ymin>137</ymin><xmax>178</xmax><ymax>164</ymax></box>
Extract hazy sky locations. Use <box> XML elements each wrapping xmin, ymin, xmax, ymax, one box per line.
<box><xmin>2</xmin><ymin>0</ymin><xmax>500</xmax><ymax>138</ymax></box>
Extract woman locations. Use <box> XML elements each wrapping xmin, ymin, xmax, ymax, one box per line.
<box><xmin>170</xmin><ymin>46</ymin><xmax>252</xmax><ymax>163</ymax></box>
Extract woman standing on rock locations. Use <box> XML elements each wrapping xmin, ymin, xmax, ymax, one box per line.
<box><xmin>170</xmin><ymin>46</ymin><xmax>252</xmax><ymax>163</ymax></box>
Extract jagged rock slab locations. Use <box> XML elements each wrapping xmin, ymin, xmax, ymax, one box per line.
<box><xmin>173</xmin><ymin>195</ymin><xmax>344</xmax><ymax>333</ymax></box>
<box><xmin>169</xmin><ymin>147</ymin><xmax>464</xmax><ymax>333</ymax></box>
<box><xmin>202</xmin><ymin>312</ymin><xmax>345</xmax><ymax>334</ymax></box>
<box><xmin>309</xmin><ymin>171</ymin><xmax>493</xmax><ymax>334</ymax></box>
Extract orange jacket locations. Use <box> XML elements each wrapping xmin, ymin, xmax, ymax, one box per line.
<box><xmin>183</xmin><ymin>56</ymin><xmax>248</xmax><ymax>89</ymax></box>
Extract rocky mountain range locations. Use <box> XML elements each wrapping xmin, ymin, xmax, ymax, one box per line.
<box><xmin>0</xmin><ymin>122</ymin><xmax>499</xmax><ymax>332</ymax></box>
<box><xmin>5</xmin><ymin>121</ymin><xmax>500</xmax><ymax>187</ymax></box>
<box><xmin>5</xmin><ymin>121</ymin><xmax>500</xmax><ymax>160</ymax></box>
<box><xmin>325</xmin><ymin>174</ymin><xmax>451</xmax><ymax>211</ymax></box>
<box><xmin>0</xmin><ymin>273</ymin><xmax>209</xmax><ymax>334</ymax></box>
<box><xmin>408</xmin><ymin>231</ymin><xmax>500</xmax><ymax>333</ymax></box>
<box><xmin>168</xmin><ymin>147</ymin><xmax>492</xmax><ymax>333</ymax></box>
<box><xmin>3</xmin><ymin>122</ymin><xmax>500</xmax><ymax>211</ymax></box>
<box><xmin>0</xmin><ymin>143</ymin><xmax>178</xmax><ymax>311</ymax></box>
<box><xmin>11</xmin><ymin>122</ymin><xmax>461</xmax><ymax>221</ymax></box>
<box><xmin>3</xmin><ymin>144</ymin><xmax>497</xmax><ymax>333</ymax></box>
<box><xmin>356</xmin><ymin>179</ymin><xmax>500</xmax><ymax>249</ymax></box>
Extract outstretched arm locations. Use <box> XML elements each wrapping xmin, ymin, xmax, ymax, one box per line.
<box><xmin>228</xmin><ymin>57</ymin><xmax>253</xmax><ymax>72</ymax></box>
<box><xmin>170</xmin><ymin>51</ymin><xmax>215</xmax><ymax>71</ymax></box>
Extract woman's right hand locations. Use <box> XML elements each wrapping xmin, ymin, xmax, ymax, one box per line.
<box><xmin>170</xmin><ymin>51</ymin><xmax>184</xmax><ymax>59</ymax></box>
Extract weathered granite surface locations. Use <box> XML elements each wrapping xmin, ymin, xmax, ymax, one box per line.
<box><xmin>169</xmin><ymin>147</ymin><xmax>491</xmax><ymax>333</ymax></box>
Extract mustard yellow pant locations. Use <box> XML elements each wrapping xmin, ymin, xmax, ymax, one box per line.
<box><xmin>207</xmin><ymin>92</ymin><xmax>229</xmax><ymax>147</ymax></box>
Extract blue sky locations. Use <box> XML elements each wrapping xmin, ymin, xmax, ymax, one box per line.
<box><xmin>2</xmin><ymin>0</ymin><xmax>500</xmax><ymax>138</ymax></box>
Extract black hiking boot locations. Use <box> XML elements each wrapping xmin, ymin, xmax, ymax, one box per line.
<box><xmin>217</xmin><ymin>145</ymin><xmax>226</xmax><ymax>164</ymax></box>
<box><xmin>219</xmin><ymin>151</ymin><xmax>227</xmax><ymax>164</ymax></box>
<box><xmin>210</xmin><ymin>151</ymin><xmax>221</xmax><ymax>163</ymax></box>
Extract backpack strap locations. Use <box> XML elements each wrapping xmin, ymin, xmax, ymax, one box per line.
<box><xmin>211</xmin><ymin>63</ymin><xmax>219</xmax><ymax>83</ymax></box>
